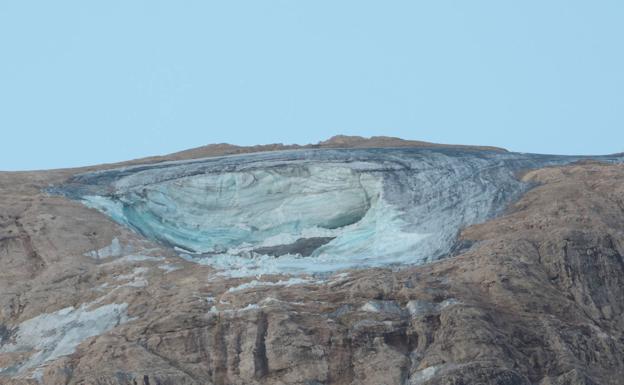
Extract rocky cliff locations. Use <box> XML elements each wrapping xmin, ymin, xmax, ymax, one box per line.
<box><xmin>1</xmin><ymin>137</ymin><xmax>623</xmax><ymax>385</ymax></box>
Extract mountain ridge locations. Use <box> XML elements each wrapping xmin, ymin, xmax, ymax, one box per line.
<box><xmin>1</xmin><ymin>138</ymin><xmax>623</xmax><ymax>385</ymax></box>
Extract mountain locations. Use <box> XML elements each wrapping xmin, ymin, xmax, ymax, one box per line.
<box><xmin>1</xmin><ymin>137</ymin><xmax>623</xmax><ymax>385</ymax></box>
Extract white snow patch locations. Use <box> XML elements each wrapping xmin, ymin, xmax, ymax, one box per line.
<box><xmin>115</xmin><ymin>267</ymin><xmax>148</xmax><ymax>281</ymax></box>
<box><xmin>114</xmin><ymin>267</ymin><xmax>149</xmax><ymax>288</ymax></box>
<box><xmin>239</xmin><ymin>303</ymin><xmax>260</xmax><ymax>311</ymax></box>
<box><xmin>259</xmin><ymin>297</ymin><xmax>305</xmax><ymax>306</ymax></box>
<box><xmin>158</xmin><ymin>263</ymin><xmax>182</xmax><ymax>273</ymax></box>
<box><xmin>359</xmin><ymin>300</ymin><xmax>403</xmax><ymax>315</ymax></box>
<box><xmin>84</xmin><ymin>237</ymin><xmax>124</xmax><ymax>259</ymax></box>
<box><xmin>360</xmin><ymin>302</ymin><xmax>380</xmax><ymax>313</ymax></box>
<box><xmin>210</xmin><ymin>303</ymin><xmax>260</xmax><ymax>315</ymax></box>
<box><xmin>409</xmin><ymin>365</ymin><xmax>440</xmax><ymax>384</ymax></box>
<box><xmin>332</xmin><ymin>272</ymin><xmax>349</xmax><ymax>280</ymax></box>
<box><xmin>226</xmin><ymin>277</ymin><xmax>319</xmax><ymax>293</ymax></box>
<box><xmin>107</xmin><ymin>255</ymin><xmax>164</xmax><ymax>265</ymax></box>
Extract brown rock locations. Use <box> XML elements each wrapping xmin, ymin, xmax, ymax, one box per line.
<box><xmin>1</xmin><ymin>140</ymin><xmax>623</xmax><ymax>385</ymax></box>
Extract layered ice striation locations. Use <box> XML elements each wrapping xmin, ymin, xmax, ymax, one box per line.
<box><xmin>55</xmin><ymin>148</ymin><xmax>624</xmax><ymax>276</ymax></box>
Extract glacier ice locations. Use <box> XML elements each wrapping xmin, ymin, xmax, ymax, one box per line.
<box><xmin>55</xmin><ymin>148</ymin><xmax>624</xmax><ymax>276</ymax></box>
<box><xmin>0</xmin><ymin>302</ymin><xmax>131</xmax><ymax>376</ymax></box>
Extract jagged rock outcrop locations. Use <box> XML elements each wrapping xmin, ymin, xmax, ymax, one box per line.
<box><xmin>1</xmin><ymin>137</ymin><xmax>623</xmax><ymax>385</ymax></box>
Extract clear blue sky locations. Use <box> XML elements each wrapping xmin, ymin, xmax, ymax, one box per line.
<box><xmin>1</xmin><ymin>1</ymin><xmax>623</xmax><ymax>170</ymax></box>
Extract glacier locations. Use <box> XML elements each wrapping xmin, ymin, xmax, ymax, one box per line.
<box><xmin>54</xmin><ymin>147</ymin><xmax>624</xmax><ymax>276</ymax></box>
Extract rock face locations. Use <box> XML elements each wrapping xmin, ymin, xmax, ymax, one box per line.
<box><xmin>1</xmin><ymin>137</ymin><xmax>623</xmax><ymax>385</ymax></box>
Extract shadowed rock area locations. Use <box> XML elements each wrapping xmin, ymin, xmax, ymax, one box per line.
<box><xmin>1</xmin><ymin>136</ymin><xmax>623</xmax><ymax>385</ymax></box>
<box><xmin>253</xmin><ymin>237</ymin><xmax>337</xmax><ymax>257</ymax></box>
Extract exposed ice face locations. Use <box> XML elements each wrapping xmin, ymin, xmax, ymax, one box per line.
<box><xmin>0</xmin><ymin>302</ymin><xmax>131</xmax><ymax>377</ymax></box>
<box><xmin>56</xmin><ymin>148</ymin><xmax>623</xmax><ymax>276</ymax></box>
<box><xmin>91</xmin><ymin>165</ymin><xmax>381</xmax><ymax>255</ymax></box>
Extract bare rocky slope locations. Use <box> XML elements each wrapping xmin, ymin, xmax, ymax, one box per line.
<box><xmin>1</xmin><ymin>137</ymin><xmax>623</xmax><ymax>385</ymax></box>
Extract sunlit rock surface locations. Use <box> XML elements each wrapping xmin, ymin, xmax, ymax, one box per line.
<box><xmin>3</xmin><ymin>140</ymin><xmax>624</xmax><ymax>385</ymax></box>
<box><xmin>56</xmin><ymin>148</ymin><xmax>620</xmax><ymax>276</ymax></box>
